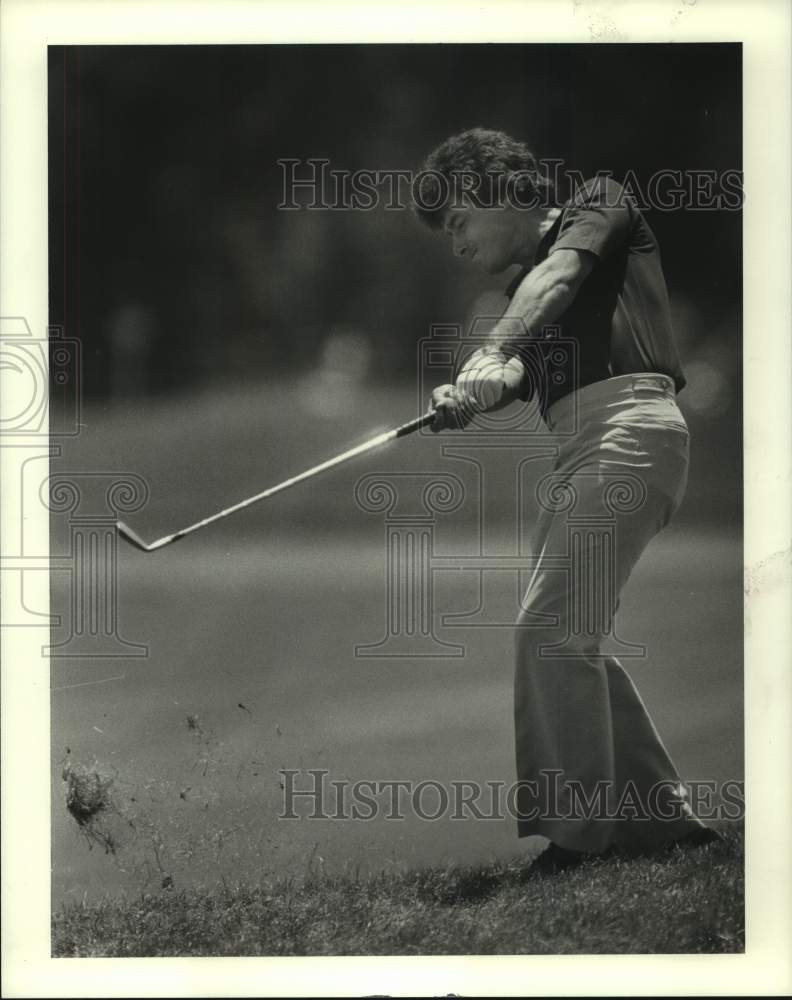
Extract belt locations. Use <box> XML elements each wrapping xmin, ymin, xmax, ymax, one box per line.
<box><xmin>545</xmin><ymin>373</ymin><xmax>677</xmax><ymax>432</ymax></box>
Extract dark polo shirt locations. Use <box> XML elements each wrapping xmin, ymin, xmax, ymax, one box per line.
<box><xmin>504</xmin><ymin>175</ymin><xmax>686</xmax><ymax>414</ymax></box>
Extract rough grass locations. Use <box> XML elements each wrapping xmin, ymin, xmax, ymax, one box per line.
<box><xmin>53</xmin><ymin>828</ymin><xmax>743</xmax><ymax>956</ymax></box>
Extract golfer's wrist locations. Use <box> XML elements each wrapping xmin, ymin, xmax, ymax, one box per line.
<box><xmin>457</xmin><ymin>346</ymin><xmax>507</xmax><ymax>376</ymax></box>
<box><xmin>456</xmin><ymin>349</ymin><xmax>509</xmax><ymax>409</ymax></box>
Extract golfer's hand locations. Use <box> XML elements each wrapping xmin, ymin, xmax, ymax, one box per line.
<box><xmin>455</xmin><ymin>347</ymin><xmax>525</xmax><ymax>410</ymax></box>
<box><xmin>430</xmin><ymin>384</ymin><xmax>478</xmax><ymax>433</ymax></box>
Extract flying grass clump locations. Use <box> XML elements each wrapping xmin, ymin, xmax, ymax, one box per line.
<box><xmin>62</xmin><ymin>760</ymin><xmax>118</xmax><ymax>854</ymax></box>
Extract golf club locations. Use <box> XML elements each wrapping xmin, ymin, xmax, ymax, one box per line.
<box><xmin>117</xmin><ymin>409</ymin><xmax>435</xmax><ymax>552</ymax></box>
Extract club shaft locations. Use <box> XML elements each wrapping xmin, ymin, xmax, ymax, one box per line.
<box><xmin>164</xmin><ymin>411</ymin><xmax>434</xmax><ymax>545</ymax></box>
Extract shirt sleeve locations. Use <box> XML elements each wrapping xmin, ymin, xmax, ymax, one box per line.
<box><xmin>550</xmin><ymin>176</ymin><xmax>632</xmax><ymax>261</ymax></box>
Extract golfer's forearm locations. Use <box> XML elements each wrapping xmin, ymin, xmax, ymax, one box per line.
<box><xmin>488</xmin><ymin>251</ymin><xmax>588</xmax><ymax>353</ymax></box>
<box><xmin>455</xmin><ymin>269</ymin><xmax>562</xmax><ymax>408</ymax></box>
<box><xmin>454</xmin><ymin>251</ymin><xmax>592</xmax><ymax>416</ymax></box>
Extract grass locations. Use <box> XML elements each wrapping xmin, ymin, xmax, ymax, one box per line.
<box><xmin>53</xmin><ymin>827</ymin><xmax>743</xmax><ymax>956</ymax></box>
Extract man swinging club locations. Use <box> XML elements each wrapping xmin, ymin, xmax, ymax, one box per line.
<box><xmin>413</xmin><ymin>128</ymin><xmax>721</xmax><ymax>874</ymax></box>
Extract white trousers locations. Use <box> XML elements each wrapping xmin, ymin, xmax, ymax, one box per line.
<box><xmin>514</xmin><ymin>373</ymin><xmax>706</xmax><ymax>853</ymax></box>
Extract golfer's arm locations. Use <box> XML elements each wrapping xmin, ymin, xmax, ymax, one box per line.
<box><xmin>480</xmin><ymin>249</ymin><xmax>595</xmax><ymax>407</ymax></box>
<box><xmin>495</xmin><ymin>248</ymin><xmax>594</xmax><ymax>347</ymax></box>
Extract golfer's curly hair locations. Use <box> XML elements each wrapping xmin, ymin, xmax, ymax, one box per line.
<box><xmin>412</xmin><ymin>127</ymin><xmax>554</xmax><ymax>229</ymax></box>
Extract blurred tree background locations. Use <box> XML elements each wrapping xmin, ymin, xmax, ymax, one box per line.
<box><xmin>49</xmin><ymin>43</ymin><xmax>741</xmax><ymax>413</ymax></box>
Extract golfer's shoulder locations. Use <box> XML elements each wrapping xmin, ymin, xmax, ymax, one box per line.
<box><xmin>570</xmin><ymin>175</ymin><xmax>630</xmax><ymax>211</ymax></box>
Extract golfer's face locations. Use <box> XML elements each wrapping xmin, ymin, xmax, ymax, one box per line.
<box><xmin>443</xmin><ymin>206</ymin><xmax>516</xmax><ymax>274</ymax></box>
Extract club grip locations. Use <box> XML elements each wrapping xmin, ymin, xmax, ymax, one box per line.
<box><xmin>393</xmin><ymin>410</ymin><xmax>435</xmax><ymax>438</ymax></box>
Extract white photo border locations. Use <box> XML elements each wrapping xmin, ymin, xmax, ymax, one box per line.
<box><xmin>1</xmin><ymin>0</ymin><xmax>790</xmax><ymax>996</ymax></box>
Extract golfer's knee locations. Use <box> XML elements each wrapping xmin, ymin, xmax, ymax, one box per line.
<box><xmin>516</xmin><ymin>589</ymin><xmax>565</xmax><ymax>640</ymax></box>
<box><xmin>515</xmin><ymin>605</ymin><xmax>595</xmax><ymax>667</ymax></box>
<box><xmin>514</xmin><ymin>614</ymin><xmax>562</xmax><ymax>667</ymax></box>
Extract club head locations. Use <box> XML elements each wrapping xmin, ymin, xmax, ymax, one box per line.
<box><xmin>116</xmin><ymin>521</ymin><xmax>156</xmax><ymax>552</ymax></box>
<box><xmin>117</xmin><ymin>521</ymin><xmax>184</xmax><ymax>552</ymax></box>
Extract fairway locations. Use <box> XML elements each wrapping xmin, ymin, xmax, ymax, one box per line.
<box><xmin>51</xmin><ymin>511</ymin><xmax>742</xmax><ymax>906</ymax></box>
<box><xmin>49</xmin><ymin>385</ymin><xmax>743</xmax><ymax>907</ymax></box>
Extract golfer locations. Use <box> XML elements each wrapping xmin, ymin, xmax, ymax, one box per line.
<box><xmin>414</xmin><ymin>128</ymin><xmax>720</xmax><ymax>874</ymax></box>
